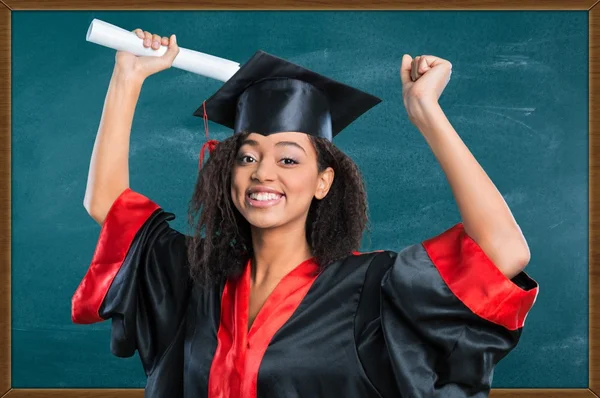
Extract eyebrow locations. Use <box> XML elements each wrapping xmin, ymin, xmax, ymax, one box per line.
<box><xmin>240</xmin><ymin>138</ymin><xmax>307</xmax><ymax>154</ymax></box>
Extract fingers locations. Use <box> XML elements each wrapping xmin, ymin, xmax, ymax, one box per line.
<box><xmin>163</xmin><ymin>34</ymin><xmax>180</xmax><ymax>62</ymax></box>
<box><xmin>133</xmin><ymin>28</ymin><xmax>175</xmax><ymax>51</ymax></box>
<box><xmin>417</xmin><ymin>56</ymin><xmax>431</xmax><ymax>74</ymax></box>
<box><xmin>421</xmin><ymin>55</ymin><xmax>450</xmax><ymax>71</ymax></box>
<box><xmin>132</xmin><ymin>28</ymin><xmax>151</xmax><ymax>48</ymax></box>
<box><xmin>411</xmin><ymin>56</ymin><xmax>421</xmax><ymax>81</ymax></box>
<box><xmin>143</xmin><ymin>31</ymin><xmax>152</xmax><ymax>47</ymax></box>
<box><xmin>400</xmin><ymin>54</ymin><xmax>413</xmax><ymax>86</ymax></box>
<box><xmin>406</xmin><ymin>55</ymin><xmax>451</xmax><ymax>82</ymax></box>
<box><xmin>151</xmin><ymin>34</ymin><xmax>161</xmax><ymax>49</ymax></box>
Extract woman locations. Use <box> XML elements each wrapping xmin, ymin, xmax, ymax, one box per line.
<box><xmin>72</xmin><ymin>29</ymin><xmax>538</xmax><ymax>398</ymax></box>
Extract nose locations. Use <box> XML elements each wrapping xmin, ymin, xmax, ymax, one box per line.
<box><xmin>251</xmin><ymin>157</ymin><xmax>277</xmax><ymax>182</ymax></box>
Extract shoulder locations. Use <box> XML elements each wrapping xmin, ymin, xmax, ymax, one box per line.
<box><xmin>345</xmin><ymin>249</ymin><xmax>396</xmax><ymax>264</ymax></box>
<box><xmin>322</xmin><ymin>250</ymin><xmax>397</xmax><ymax>281</ymax></box>
<box><xmin>324</xmin><ymin>250</ymin><xmax>399</xmax><ymax>290</ymax></box>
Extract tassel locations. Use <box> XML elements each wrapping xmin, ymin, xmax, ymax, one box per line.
<box><xmin>198</xmin><ymin>100</ymin><xmax>220</xmax><ymax>169</ymax></box>
<box><xmin>199</xmin><ymin>139</ymin><xmax>220</xmax><ymax>169</ymax></box>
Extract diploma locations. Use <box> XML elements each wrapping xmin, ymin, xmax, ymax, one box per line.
<box><xmin>86</xmin><ymin>19</ymin><xmax>241</xmax><ymax>82</ymax></box>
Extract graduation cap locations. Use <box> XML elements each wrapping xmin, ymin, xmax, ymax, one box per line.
<box><xmin>192</xmin><ymin>50</ymin><xmax>382</xmax><ymax>143</ymax></box>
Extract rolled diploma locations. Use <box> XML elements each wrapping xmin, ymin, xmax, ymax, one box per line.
<box><xmin>86</xmin><ymin>18</ymin><xmax>240</xmax><ymax>82</ymax></box>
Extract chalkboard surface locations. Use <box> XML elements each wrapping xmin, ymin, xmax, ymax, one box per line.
<box><xmin>11</xmin><ymin>10</ymin><xmax>587</xmax><ymax>388</ymax></box>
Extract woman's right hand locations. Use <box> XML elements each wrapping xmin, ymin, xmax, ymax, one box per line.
<box><xmin>114</xmin><ymin>29</ymin><xmax>180</xmax><ymax>82</ymax></box>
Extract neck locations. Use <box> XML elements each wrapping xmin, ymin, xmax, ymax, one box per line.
<box><xmin>250</xmin><ymin>221</ymin><xmax>312</xmax><ymax>286</ymax></box>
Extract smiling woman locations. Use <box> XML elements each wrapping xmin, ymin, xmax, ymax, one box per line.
<box><xmin>232</xmin><ymin>133</ymin><xmax>331</xmax><ymax>228</ymax></box>
<box><xmin>71</xmin><ymin>29</ymin><xmax>539</xmax><ymax>398</ymax></box>
<box><xmin>188</xmin><ymin>129</ymin><xmax>367</xmax><ymax>289</ymax></box>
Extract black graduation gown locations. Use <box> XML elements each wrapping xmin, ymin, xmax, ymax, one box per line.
<box><xmin>72</xmin><ymin>188</ymin><xmax>539</xmax><ymax>398</ymax></box>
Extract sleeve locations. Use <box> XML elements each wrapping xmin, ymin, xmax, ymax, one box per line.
<box><xmin>380</xmin><ymin>222</ymin><xmax>539</xmax><ymax>398</ymax></box>
<box><xmin>71</xmin><ymin>188</ymin><xmax>193</xmax><ymax>375</ymax></box>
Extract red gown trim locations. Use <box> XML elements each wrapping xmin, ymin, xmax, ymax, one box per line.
<box><xmin>71</xmin><ymin>188</ymin><xmax>160</xmax><ymax>324</ymax></box>
<box><xmin>422</xmin><ymin>223</ymin><xmax>539</xmax><ymax>331</ymax></box>
<box><xmin>208</xmin><ymin>257</ymin><xmax>319</xmax><ymax>398</ymax></box>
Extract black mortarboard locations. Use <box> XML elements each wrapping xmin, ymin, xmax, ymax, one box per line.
<box><xmin>192</xmin><ymin>50</ymin><xmax>382</xmax><ymax>141</ymax></box>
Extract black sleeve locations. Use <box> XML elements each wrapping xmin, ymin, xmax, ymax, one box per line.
<box><xmin>379</xmin><ymin>223</ymin><xmax>538</xmax><ymax>397</ymax></box>
<box><xmin>71</xmin><ymin>188</ymin><xmax>193</xmax><ymax>375</ymax></box>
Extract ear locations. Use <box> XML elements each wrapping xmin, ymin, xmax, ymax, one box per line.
<box><xmin>315</xmin><ymin>167</ymin><xmax>335</xmax><ymax>200</ymax></box>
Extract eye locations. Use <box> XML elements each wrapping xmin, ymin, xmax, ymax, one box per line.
<box><xmin>280</xmin><ymin>157</ymin><xmax>298</xmax><ymax>166</ymax></box>
<box><xmin>237</xmin><ymin>155</ymin><xmax>256</xmax><ymax>163</ymax></box>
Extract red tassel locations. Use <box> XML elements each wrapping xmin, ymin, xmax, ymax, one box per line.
<box><xmin>198</xmin><ymin>100</ymin><xmax>220</xmax><ymax>169</ymax></box>
<box><xmin>199</xmin><ymin>139</ymin><xmax>219</xmax><ymax>169</ymax></box>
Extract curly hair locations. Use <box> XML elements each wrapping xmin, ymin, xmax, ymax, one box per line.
<box><xmin>185</xmin><ymin>132</ymin><xmax>369</xmax><ymax>286</ymax></box>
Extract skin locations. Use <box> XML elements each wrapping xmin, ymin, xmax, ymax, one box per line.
<box><xmin>400</xmin><ymin>54</ymin><xmax>531</xmax><ymax>280</ymax></box>
<box><xmin>82</xmin><ymin>29</ymin><xmax>179</xmax><ymax>223</ymax></box>
<box><xmin>83</xmin><ymin>29</ymin><xmax>530</xmax><ymax>328</ymax></box>
<box><xmin>230</xmin><ymin>132</ymin><xmax>334</xmax><ymax>327</ymax></box>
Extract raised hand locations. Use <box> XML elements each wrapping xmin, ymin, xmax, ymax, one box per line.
<box><xmin>399</xmin><ymin>54</ymin><xmax>452</xmax><ymax>124</ymax></box>
<box><xmin>114</xmin><ymin>29</ymin><xmax>180</xmax><ymax>82</ymax></box>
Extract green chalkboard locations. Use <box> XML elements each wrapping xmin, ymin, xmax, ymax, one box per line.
<box><xmin>11</xmin><ymin>10</ymin><xmax>587</xmax><ymax>388</ymax></box>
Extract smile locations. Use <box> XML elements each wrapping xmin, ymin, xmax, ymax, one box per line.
<box><xmin>246</xmin><ymin>191</ymin><xmax>285</xmax><ymax>208</ymax></box>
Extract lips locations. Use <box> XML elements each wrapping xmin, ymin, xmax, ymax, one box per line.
<box><xmin>246</xmin><ymin>186</ymin><xmax>285</xmax><ymax>208</ymax></box>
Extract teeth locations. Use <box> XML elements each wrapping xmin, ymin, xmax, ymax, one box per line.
<box><xmin>249</xmin><ymin>192</ymin><xmax>282</xmax><ymax>201</ymax></box>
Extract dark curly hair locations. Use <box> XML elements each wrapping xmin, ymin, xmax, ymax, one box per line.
<box><xmin>185</xmin><ymin>132</ymin><xmax>369</xmax><ymax>286</ymax></box>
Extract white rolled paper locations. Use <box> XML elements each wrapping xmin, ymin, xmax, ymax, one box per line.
<box><xmin>86</xmin><ymin>18</ymin><xmax>241</xmax><ymax>82</ymax></box>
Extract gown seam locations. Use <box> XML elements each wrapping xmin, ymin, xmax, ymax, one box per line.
<box><xmin>432</xmin><ymin>324</ymin><xmax>467</xmax><ymax>391</ymax></box>
<box><xmin>352</xmin><ymin>252</ymin><xmax>386</xmax><ymax>398</ymax></box>
<box><xmin>445</xmin><ymin>324</ymin><xmax>466</xmax><ymax>362</ymax></box>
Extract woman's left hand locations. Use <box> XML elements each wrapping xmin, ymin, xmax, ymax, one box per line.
<box><xmin>400</xmin><ymin>54</ymin><xmax>452</xmax><ymax>124</ymax></box>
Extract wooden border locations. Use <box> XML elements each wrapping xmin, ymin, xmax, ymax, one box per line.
<box><xmin>0</xmin><ymin>2</ymin><xmax>9</xmax><ymax>398</ymax></box>
<box><xmin>0</xmin><ymin>1</ymin><xmax>598</xmax><ymax>397</ymax></box>
<box><xmin>0</xmin><ymin>0</ymin><xmax>598</xmax><ymax>10</ymax></box>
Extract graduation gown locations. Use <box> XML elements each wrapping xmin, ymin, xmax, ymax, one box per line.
<box><xmin>72</xmin><ymin>188</ymin><xmax>539</xmax><ymax>398</ymax></box>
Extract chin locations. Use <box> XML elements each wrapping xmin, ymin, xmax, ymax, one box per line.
<box><xmin>242</xmin><ymin>211</ymin><xmax>287</xmax><ymax>230</ymax></box>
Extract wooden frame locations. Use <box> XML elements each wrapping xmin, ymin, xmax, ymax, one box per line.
<box><xmin>0</xmin><ymin>1</ymin><xmax>597</xmax><ymax>397</ymax></box>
